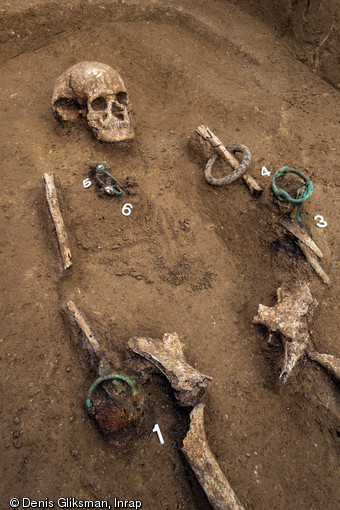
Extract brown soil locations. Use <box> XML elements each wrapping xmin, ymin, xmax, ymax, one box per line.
<box><xmin>1</xmin><ymin>1</ymin><xmax>339</xmax><ymax>509</ymax></box>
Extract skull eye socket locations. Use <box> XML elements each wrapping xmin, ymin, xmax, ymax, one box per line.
<box><xmin>91</xmin><ymin>97</ymin><xmax>107</xmax><ymax>111</ymax></box>
<box><xmin>116</xmin><ymin>92</ymin><xmax>128</xmax><ymax>105</ymax></box>
<box><xmin>54</xmin><ymin>97</ymin><xmax>80</xmax><ymax>112</ymax></box>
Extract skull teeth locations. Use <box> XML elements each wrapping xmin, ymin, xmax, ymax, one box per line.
<box><xmin>114</xmin><ymin>119</ymin><xmax>129</xmax><ymax>127</ymax></box>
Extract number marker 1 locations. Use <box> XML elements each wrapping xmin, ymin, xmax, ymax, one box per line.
<box><xmin>153</xmin><ymin>423</ymin><xmax>164</xmax><ymax>444</ymax></box>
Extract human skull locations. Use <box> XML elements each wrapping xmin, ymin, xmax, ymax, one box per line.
<box><xmin>52</xmin><ymin>62</ymin><xmax>134</xmax><ymax>142</ymax></box>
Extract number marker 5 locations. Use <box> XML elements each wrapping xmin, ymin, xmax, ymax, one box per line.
<box><xmin>83</xmin><ymin>178</ymin><xmax>92</xmax><ymax>188</ymax></box>
<box><xmin>122</xmin><ymin>203</ymin><xmax>133</xmax><ymax>216</ymax></box>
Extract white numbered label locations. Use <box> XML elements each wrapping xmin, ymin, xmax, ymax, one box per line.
<box><xmin>83</xmin><ymin>178</ymin><xmax>92</xmax><ymax>188</ymax></box>
<box><xmin>122</xmin><ymin>203</ymin><xmax>133</xmax><ymax>216</ymax></box>
<box><xmin>153</xmin><ymin>423</ymin><xmax>164</xmax><ymax>444</ymax></box>
<box><xmin>314</xmin><ymin>215</ymin><xmax>327</xmax><ymax>228</ymax></box>
<box><xmin>261</xmin><ymin>166</ymin><xmax>271</xmax><ymax>177</ymax></box>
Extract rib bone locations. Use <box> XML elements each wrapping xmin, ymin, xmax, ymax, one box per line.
<box><xmin>128</xmin><ymin>332</ymin><xmax>212</xmax><ymax>407</ymax></box>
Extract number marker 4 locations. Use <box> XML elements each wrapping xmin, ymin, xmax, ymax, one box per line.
<box><xmin>314</xmin><ymin>215</ymin><xmax>327</xmax><ymax>228</ymax></box>
<box><xmin>261</xmin><ymin>166</ymin><xmax>271</xmax><ymax>177</ymax></box>
<box><xmin>83</xmin><ymin>178</ymin><xmax>92</xmax><ymax>188</ymax></box>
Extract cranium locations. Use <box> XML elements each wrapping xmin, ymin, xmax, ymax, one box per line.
<box><xmin>52</xmin><ymin>62</ymin><xmax>134</xmax><ymax>142</ymax></box>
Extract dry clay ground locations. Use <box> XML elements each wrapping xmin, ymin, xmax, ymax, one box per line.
<box><xmin>1</xmin><ymin>1</ymin><xmax>340</xmax><ymax>509</ymax></box>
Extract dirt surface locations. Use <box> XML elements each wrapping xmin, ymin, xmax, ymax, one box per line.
<box><xmin>1</xmin><ymin>1</ymin><xmax>339</xmax><ymax>509</ymax></box>
<box><xmin>236</xmin><ymin>0</ymin><xmax>340</xmax><ymax>90</ymax></box>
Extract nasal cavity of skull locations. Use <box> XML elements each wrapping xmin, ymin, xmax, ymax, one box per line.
<box><xmin>111</xmin><ymin>103</ymin><xmax>125</xmax><ymax>121</ymax></box>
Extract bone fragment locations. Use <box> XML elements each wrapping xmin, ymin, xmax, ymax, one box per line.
<box><xmin>307</xmin><ymin>348</ymin><xmax>340</xmax><ymax>382</ymax></box>
<box><xmin>128</xmin><ymin>332</ymin><xmax>212</xmax><ymax>407</ymax></box>
<box><xmin>43</xmin><ymin>172</ymin><xmax>72</xmax><ymax>270</ymax></box>
<box><xmin>241</xmin><ymin>173</ymin><xmax>262</xmax><ymax>195</ymax></box>
<box><xmin>298</xmin><ymin>241</ymin><xmax>330</xmax><ymax>285</ymax></box>
<box><xmin>65</xmin><ymin>300</ymin><xmax>103</xmax><ymax>366</ymax></box>
<box><xmin>280</xmin><ymin>217</ymin><xmax>323</xmax><ymax>258</ymax></box>
<box><xmin>182</xmin><ymin>404</ymin><xmax>245</xmax><ymax>510</ymax></box>
<box><xmin>196</xmin><ymin>125</ymin><xmax>240</xmax><ymax>169</ymax></box>
<box><xmin>253</xmin><ymin>282</ymin><xmax>318</xmax><ymax>383</ymax></box>
<box><xmin>195</xmin><ymin>125</ymin><xmax>262</xmax><ymax>195</ymax></box>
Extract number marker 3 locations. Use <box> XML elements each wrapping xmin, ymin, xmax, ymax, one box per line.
<box><xmin>314</xmin><ymin>215</ymin><xmax>327</xmax><ymax>228</ymax></box>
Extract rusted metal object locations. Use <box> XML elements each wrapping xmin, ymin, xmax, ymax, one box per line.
<box><xmin>182</xmin><ymin>403</ymin><xmax>245</xmax><ymax>510</ymax></box>
<box><xmin>43</xmin><ymin>172</ymin><xmax>72</xmax><ymax>270</ymax></box>
<box><xmin>253</xmin><ymin>282</ymin><xmax>318</xmax><ymax>383</ymax></box>
<box><xmin>307</xmin><ymin>348</ymin><xmax>340</xmax><ymax>382</ymax></box>
<box><xmin>86</xmin><ymin>371</ymin><xmax>144</xmax><ymax>436</ymax></box>
<box><xmin>128</xmin><ymin>332</ymin><xmax>212</xmax><ymax>407</ymax></box>
<box><xmin>195</xmin><ymin>125</ymin><xmax>262</xmax><ymax>195</ymax></box>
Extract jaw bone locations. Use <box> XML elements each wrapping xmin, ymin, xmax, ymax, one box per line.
<box><xmin>253</xmin><ymin>282</ymin><xmax>318</xmax><ymax>383</ymax></box>
<box><xmin>128</xmin><ymin>332</ymin><xmax>212</xmax><ymax>407</ymax></box>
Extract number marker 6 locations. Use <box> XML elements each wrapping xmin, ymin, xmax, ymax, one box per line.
<box><xmin>122</xmin><ymin>203</ymin><xmax>133</xmax><ymax>216</ymax></box>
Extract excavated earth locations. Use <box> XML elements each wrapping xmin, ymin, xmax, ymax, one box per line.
<box><xmin>1</xmin><ymin>1</ymin><xmax>339</xmax><ymax>509</ymax></box>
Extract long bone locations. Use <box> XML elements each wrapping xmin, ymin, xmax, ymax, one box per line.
<box><xmin>128</xmin><ymin>332</ymin><xmax>212</xmax><ymax>407</ymax></box>
<box><xmin>182</xmin><ymin>404</ymin><xmax>245</xmax><ymax>510</ymax></box>
<box><xmin>307</xmin><ymin>348</ymin><xmax>340</xmax><ymax>382</ymax></box>
<box><xmin>44</xmin><ymin>173</ymin><xmax>72</xmax><ymax>270</ymax></box>
<box><xmin>65</xmin><ymin>300</ymin><xmax>103</xmax><ymax>367</ymax></box>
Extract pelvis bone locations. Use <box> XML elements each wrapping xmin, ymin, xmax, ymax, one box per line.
<box><xmin>52</xmin><ymin>62</ymin><xmax>134</xmax><ymax>142</ymax></box>
<box><xmin>253</xmin><ymin>282</ymin><xmax>318</xmax><ymax>383</ymax></box>
<box><xmin>128</xmin><ymin>332</ymin><xmax>212</xmax><ymax>407</ymax></box>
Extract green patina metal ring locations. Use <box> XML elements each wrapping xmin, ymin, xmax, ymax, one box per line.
<box><xmin>95</xmin><ymin>163</ymin><xmax>122</xmax><ymax>196</ymax></box>
<box><xmin>86</xmin><ymin>373</ymin><xmax>137</xmax><ymax>416</ymax></box>
<box><xmin>271</xmin><ymin>166</ymin><xmax>313</xmax><ymax>204</ymax></box>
